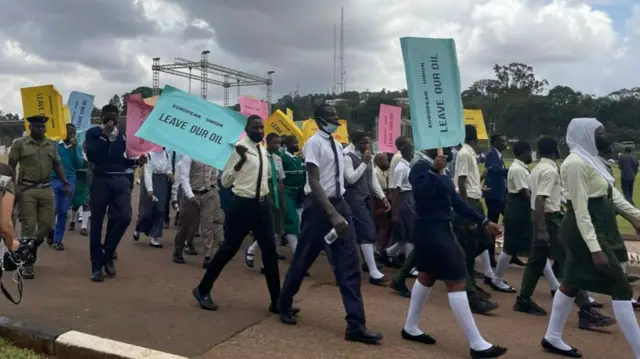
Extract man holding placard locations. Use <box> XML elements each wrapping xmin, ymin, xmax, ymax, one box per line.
<box><xmin>193</xmin><ymin>115</ymin><xmax>283</xmax><ymax>313</ymax></box>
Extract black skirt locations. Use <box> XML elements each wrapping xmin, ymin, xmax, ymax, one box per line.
<box><xmin>413</xmin><ymin>220</ymin><xmax>467</xmax><ymax>281</ymax></box>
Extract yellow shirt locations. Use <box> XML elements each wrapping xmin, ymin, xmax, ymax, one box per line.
<box><xmin>454</xmin><ymin>144</ymin><xmax>482</xmax><ymax>199</ymax></box>
<box><xmin>507</xmin><ymin>159</ymin><xmax>530</xmax><ymax>194</ymax></box>
<box><xmin>221</xmin><ymin>137</ymin><xmax>271</xmax><ymax>199</ymax></box>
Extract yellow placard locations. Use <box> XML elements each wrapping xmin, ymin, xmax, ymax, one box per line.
<box><xmin>265</xmin><ymin>110</ymin><xmax>305</xmax><ymax>144</ymax></box>
<box><xmin>20</xmin><ymin>85</ymin><xmax>67</xmax><ymax>140</ymax></box>
<box><xmin>63</xmin><ymin>105</ymin><xmax>71</xmax><ymax>124</ymax></box>
<box><xmin>463</xmin><ymin>109</ymin><xmax>488</xmax><ymax>140</ymax></box>
<box><xmin>286</xmin><ymin>108</ymin><xmax>293</xmax><ymax>122</ymax></box>
<box><xmin>143</xmin><ymin>95</ymin><xmax>159</xmax><ymax>107</ymax></box>
<box><xmin>302</xmin><ymin>119</ymin><xmax>349</xmax><ymax>145</ymax></box>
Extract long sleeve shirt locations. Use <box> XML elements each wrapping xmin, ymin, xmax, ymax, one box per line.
<box><xmin>344</xmin><ymin>152</ymin><xmax>386</xmax><ymax>199</ymax></box>
<box><xmin>52</xmin><ymin>141</ymin><xmax>83</xmax><ymax>180</ymax></box>
<box><xmin>561</xmin><ymin>153</ymin><xmax>640</xmax><ymax>252</ymax></box>
<box><xmin>143</xmin><ymin>150</ymin><xmax>172</xmax><ymax>192</ymax></box>
<box><xmin>221</xmin><ymin>137</ymin><xmax>270</xmax><ymax>198</ymax></box>
<box><xmin>180</xmin><ymin>156</ymin><xmax>217</xmax><ymax>199</ymax></box>
<box><xmin>85</xmin><ymin>126</ymin><xmax>136</xmax><ymax>175</ymax></box>
<box><xmin>410</xmin><ymin>159</ymin><xmax>485</xmax><ymax>224</ymax></box>
<box><xmin>171</xmin><ymin>158</ymin><xmax>182</xmax><ymax>202</ymax></box>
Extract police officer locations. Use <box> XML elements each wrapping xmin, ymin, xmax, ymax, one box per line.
<box><xmin>8</xmin><ymin>115</ymin><xmax>71</xmax><ymax>279</ymax></box>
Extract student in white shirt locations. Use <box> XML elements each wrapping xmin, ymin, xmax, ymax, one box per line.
<box><xmin>278</xmin><ymin>104</ymin><xmax>383</xmax><ymax>344</ymax></box>
<box><xmin>542</xmin><ymin>118</ymin><xmax>640</xmax><ymax>358</ymax></box>
<box><xmin>491</xmin><ymin>141</ymin><xmax>532</xmax><ymax>292</ymax></box>
<box><xmin>373</xmin><ymin>153</ymin><xmax>392</xmax><ymax>250</ymax></box>
<box><xmin>133</xmin><ymin>149</ymin><xmax>173</xmax><ymax>248</ymax></box>
<box><xmin>343</xmin><ymin>131</ymin><xmax>389</xmax><ymax>285</ymax></box>
<box><xmin>388</xmin><ymin>136</ymin><xmax>410</xmax><ymax>187</ymax></box>
<box><xmin>193</xmin><ymin>115</ymin><xmax>283</xmax><ymax>314</ymax></box>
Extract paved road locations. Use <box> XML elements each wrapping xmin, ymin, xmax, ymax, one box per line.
<box><xmin>0</xmin><ymin>187</ymin><xmax>638</xmax><ymax>358</ymax></box>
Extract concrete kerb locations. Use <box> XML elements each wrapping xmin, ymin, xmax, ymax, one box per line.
<box><xmin>0</xmin><ymin>316</ymin><xmax>188</xmax><ymax>359</ymax></box>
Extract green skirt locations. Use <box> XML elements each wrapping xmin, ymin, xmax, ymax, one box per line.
<box><xmin>502</xmin><ymin>193</ymin><xmax>532</xmax><ymax>255</ymax></box>
<box><xmin>561</xmin><ymin>196</ymin><xmax>631</xmax><ymax>298</ymax></box>
<box><xmin>72</xmin><ymin>178</ymin><xmax>89</xmax><ymax>208</ymax></box>
<box><xmin>283</xmin><ymin>187</ymin><xmax>303</xmax><ymax>235</ymax></box>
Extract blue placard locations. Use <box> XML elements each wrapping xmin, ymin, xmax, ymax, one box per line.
<box><xmin>135</xmin><ymin>85</ymin><xmax>247</xmax><ymax>170</ymax></box>
<box><xmin>400</xmin><ymin>37</ymin><xmax>464</xmax><ymax>150</ymax></box>
<box><xmin>67</xmin><ymin>91</ymin><xmax>95</xmax><ymax>131</ymax></box>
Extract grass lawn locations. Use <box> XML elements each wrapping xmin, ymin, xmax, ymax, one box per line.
<box><xmin>0</xmin><ymin>338</ymin><xmax>48</xmax><ymax>358</ymax></box>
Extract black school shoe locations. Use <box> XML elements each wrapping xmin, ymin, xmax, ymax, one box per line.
<box><xmin>541</xmin><ymin>338</ymin><xmax>582</xmax><ymax>357</ymax></box>
<box><xmin>401</xmin><ymin>329</ymin><xmax>436</xmax><ymax>345</ymax></box>
<box><xmin>513</xmin><ymin>296</ymin><xmax>547</xmax><ymax>316</ymax></box>
<box><xmin>470</xmin><ymin>345</ymin><xmax>507</xmax><ymax>358</ymax></box>
<box><xmin>345</xmin><ymin>328</ymin><xmax>383</xmax><ymax>345</ymax></box>
<box><xmin>578</xmin><ymin>307</ymin><xmax>615</xmax><ymax>330</ymax></box>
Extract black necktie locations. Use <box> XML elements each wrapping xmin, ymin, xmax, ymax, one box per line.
<box><xmin>255</xmin><ymin>145</ymin><xmax>263</xmax><ymax>201</ymax></box>
<box><xmin>328</xmin><ymin>137</ymin><xmax>342</xmax><ymax>200</ymax></box>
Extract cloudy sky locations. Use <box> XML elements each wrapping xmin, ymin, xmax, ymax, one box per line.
<box><xmin>0</xmin><ymin>0</ymin><xmax>638</xmax><ymax>114</ymax></box>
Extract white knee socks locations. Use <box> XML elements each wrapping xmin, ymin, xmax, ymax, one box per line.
<box><xmin>544</xmin><ymin>290</ymin><xmax>574</xmax><ymax>351</ymax></box>
<box><xmin>404</xmin><ymin>242</ymin><xmax>414</xmax><ymax>256</ymax></box>
<box><xmin>286</xmin><ymin>234</ymin><xmax>298</xmax><ymax>254</ymax></box>
<box><xmin>361</xmin><ymin>243</ymin><xmax>384</xmax><ymax>279</ymax></box>
<box><xmin>492</xmin><ymin>252</ymin><xmax>512</xmax><ymax>289</ymax></box>
<box><xmin>81</xmin><ymin>210</ymin><xmax>90</xmax><ymax>229</ymax></box>
<box><xmin>612</xmin><ymin>300</ymin><xmax>640</xmax><ymax>358</ymax></box>
<box><xmin>543</xmin><ymin>260</ymin><xmax>560</xmax><ymax>291</ymax></box>
<box><xmin>403</xmin><ymin>281</ymin><xmax>432</xmax><ymax>336</ymax></box>
<box><xmin>480</xmin><ymin>250</ymin><xmax>495</xmax><ymax>278</ymax></box>
<box><xmin>247</xmin><ymin>241</ymin><xmax>259</xmax><ymax>255</ymax></box>
<box><xmin>448</xmin><ymin>291</ymin><xmax>492</xmax><ymax>351</ymax></box>
<box><xmin>386</xmin><ymin>242</ymin><xmax>402</xmax><ymax>258</ymax></box>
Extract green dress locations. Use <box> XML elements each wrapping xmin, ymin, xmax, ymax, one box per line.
<box><xmin>72</xmin><ymin>158</ymin><xmax>89</xmax><ymax>209</ymax></box>
<box><xmin>561</xmin><ymin>187</ymin><xmax>630</xmax><ymax>298</ymax></box>
<box><xmin>279</xmin><ymin>152</ymin><xmax>306</xmax><ymax>235</ymax></box>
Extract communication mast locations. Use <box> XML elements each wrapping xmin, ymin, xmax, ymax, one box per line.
<box><xmin>151</xmin><ymin>50</ymin><xmax>274</xmax><ymax>112</ymax></box>
<box><xmin>338</xmin><ymin>6</ymin><xmax>345</xmax><ymax>94</ymax></box>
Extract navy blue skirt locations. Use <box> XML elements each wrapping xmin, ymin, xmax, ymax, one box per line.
<box><xmin>413</xmin><ymin>220</ymin><xmax>467</xmax><ymax>281</ymax></box>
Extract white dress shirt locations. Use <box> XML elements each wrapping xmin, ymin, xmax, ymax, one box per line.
<box><xmin>454</xmin><ymin>144</ymin><xmax>483</xmax><ymax>199</ymax></box>
<box><xmin>529</xmin><ymin>158</ymin><xmax>562</xmax><ymax>213</ymax></box>
<box><xmin>221</xmin><ymin>137</ymin><xmax>271</xmax><ymax>198</ymax></box>
<box><xmin>392</xmin><ymin>158</ymin><xmax>412</xmax><ymax>192</ymax></box>
<box><xmin>171</xmin><ymin>158</ymin><xmax>183</xmax><ymax>202</ymax></box>
<box><xmin>507</xmin><ymin>159</ymin><xmax>530</xmax><ymax>194</ymax></box>
<box><xmin>561</xmin><ymin>153</ymin><xmax>640</xmax><ymax>253</ymax></box>
<box><xmin>302</xmin><ymin>131</ymin><xmax>345</xmax><ymax>198</ymax></box>
<box><xmin>374</xmin><ymin>166</ymin><xmax>389</xmax><ymax>191</ymax></box>
<box><xmin>388</xmin><ymin>152</ymin><xmax>402</xmax><ymax>186</ymax></box>
<box><xmin>180</xmin><ymin>156</ymin><xmax>217</xmax><ymax>199</ymax></box>
<box><xmin>344</xmin><ymin>151</ymin><xmax>386</xmax><ymax>200</ymax></box>
<box><xmin>143</xmin><ymin>150</ymin><xmax>172</xmax><ymax>192</ymax></box>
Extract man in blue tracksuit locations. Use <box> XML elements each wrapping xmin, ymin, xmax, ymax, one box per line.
<box><xmin>85</xmin><ymin>104</ymin><xmax>146</xmax><ymax>282</ymax></box>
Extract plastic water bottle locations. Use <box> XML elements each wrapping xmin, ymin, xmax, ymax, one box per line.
<box><xmin>324</xmin><ymin>228</ymin><xmax>339</xmax><ymax>244</ymax></box>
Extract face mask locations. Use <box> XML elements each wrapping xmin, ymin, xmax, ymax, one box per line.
<box><xmin>595</xmin><ymin>135</ymin><xmax>611</xmax><ymax>153</ymax></box>
<box><xmin>318</xmin><ymin>117</ymin><xmax>338</xmax><ymax>134</ymax></box>
<box><xmin>248</xmin><ymin>132</ymin><xmax>264</xmax><ymax>143</ymax></box>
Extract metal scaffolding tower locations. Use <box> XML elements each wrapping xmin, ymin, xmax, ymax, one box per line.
<box><xmin>151</xmin><ymin>50</ymin><xmax>274</xmax><ymax>110</ymax></box>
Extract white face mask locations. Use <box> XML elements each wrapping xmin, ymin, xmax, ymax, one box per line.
<box><xmin>318</xmin><ymin>117</ymin><xmax>338</xmax><ymax>134</ymax></box>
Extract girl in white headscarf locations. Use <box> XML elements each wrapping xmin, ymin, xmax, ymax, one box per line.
<box><xmin>542</xmin><ymin>118</ymin><xmax>640</xmax><ymax>358</ymax></box>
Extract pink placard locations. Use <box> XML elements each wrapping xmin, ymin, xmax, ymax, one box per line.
<box><xmin>377</xmin><ymin>104</ymin><xmax>402</xmax><ymax>153</ymax></box>
<box><xmin>126</xmin><ymin>93</ymin><xmax>162</xmax><ymax>157</ymax></box>
<box><xmin>237</xmin><ymin>96</ymin><xmax>268</xmax><ymax>141</ymax></box>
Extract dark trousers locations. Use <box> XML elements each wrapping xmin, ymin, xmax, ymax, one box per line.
<box><xmin>279</xmin><ymin>197</ymin><xmax>366</xmax><ymax>332</ymax></box>
<box><xmin>198</xmin><ymin>196</ymin><xmax>281</xmax><ymax>303</ymax></box>
<box><xmin>621</xmin><ymin>179</ymin><xmax>635</xmax><ymax>205</ymax></box>
<box><xmin>89</xmin><ymin>175</ymin><xmax>132</xmax><ymax>272</ymax></box>
<box><xmin>484</xmin><ymin>198</ymin><xmax>504</xmax><ymax>264</ymax></box>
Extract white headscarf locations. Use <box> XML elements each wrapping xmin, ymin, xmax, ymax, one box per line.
<box><xmin>566</xmin><ymin>117</ymin><xmax>614</xmax><ymax>184</ymax></box>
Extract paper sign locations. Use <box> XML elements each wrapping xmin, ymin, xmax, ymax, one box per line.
<box><xmin>143</xmin><ymin>95</ymin><xmax>159</xmax><ymax>107</ymax></box>
<box><xmin>67</xmin><ymin>91</ymin><xmax>95</xmax><ymax>130</ymax></box>
<box><xmin>301</xmin><ymin>119</ymin><xmax>349</xmax><ymax>145</ymax></box>
<box><xmin>265</xmin><ymin>110</ymin><xmax>304</xmax><ymax>144</ymax></box>
<box><xmin>286</xmin><ymin>108</ymin><xmax>294</xmax><ymax>121</ymax></box>
<box><xmin>125</xmin><ymin>94</ymin><xmax>163</xmax><ymax>157</ymax></box>
<box><xmin>400</xmin><ymin>37</ymin><xmax>465</xmax><ymax>150</ymax></box>
<box><xmin>20</xmin><ymin>85</ymin><xmax>67</xmax><ymax>140</ymax></box>
<box><xmin>238</xmin><ymin>96</ymin><xmax>269</xmax><ymax>121</ymax></box>
<box><xmin>463</xmin><ymin>109</ymin><xmax>488</xmax><ymax>140</ymax></box>
<box><xmin>377</xmin><ymin>104</ymin><xmax>402</xmax><ymax>152</ymax></box>
<box><xmin>135</xmin><ymin>85</ymin><xmax>247</xmax><ymax>170</ymax></box>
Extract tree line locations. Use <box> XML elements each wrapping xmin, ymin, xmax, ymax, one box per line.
<box><xmin>2</xmin><ymin>63</ymin><xmax>639</xmax><ymax>147</ymax></box>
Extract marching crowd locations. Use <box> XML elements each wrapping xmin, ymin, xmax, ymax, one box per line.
<box><xmin>1</xmin><ymin>104</ymin><xmax>640</xmax><ymax>358</ymax></box>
